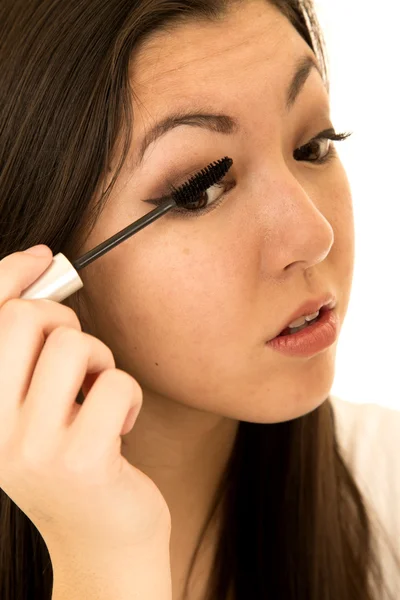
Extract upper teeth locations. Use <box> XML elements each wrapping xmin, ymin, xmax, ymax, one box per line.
<box><xmin>288</xmin><ymin>310</ymin><xmax>320</xmax><ymax>328</ymax></box>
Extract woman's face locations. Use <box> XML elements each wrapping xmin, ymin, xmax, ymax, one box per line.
<box><xmin>73</xmin><ymin>0</ymin><xmax>354</xmax><ymax>424</ymax></box>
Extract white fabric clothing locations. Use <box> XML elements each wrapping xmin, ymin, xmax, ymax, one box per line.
<box><xmin>330</xmin><ymin>394</ymin><xmax>400</xmax><ymax>599</ymax></box>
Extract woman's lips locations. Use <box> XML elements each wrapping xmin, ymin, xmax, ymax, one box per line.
<box><xmin>265</xmin><ymin>307</ymin><xmax>340</xmax><ymax>358</ymax></box>
<box><xmin>276</xmin><ymin>305</ymin><xmax>329</xmax><ymax>338</ymax></box>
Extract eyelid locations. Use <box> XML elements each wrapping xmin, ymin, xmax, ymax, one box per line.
<box><xmin>313</xmin><ymin>127</ymin><xmax>336</xmax><ymax>140</ymax></box>
<box><xmin>142</xmin><ymin>165</ymin><xmax>211</xmax><ymax>205</ymax></box>
<box><xmin>309</xmin><ymin>127</ymin><xmax>350</xmax><ymax>143</ymax></box>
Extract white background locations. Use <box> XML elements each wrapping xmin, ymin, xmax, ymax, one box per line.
<box><xmin>313</xmin><ymin>0</ymin><xmax>399</xmax><ymax>410</ymax></box>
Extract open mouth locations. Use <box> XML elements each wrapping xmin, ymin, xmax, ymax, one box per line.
<box><xmin>277</xmin><ymin>310</ymin><xmax>323</xmax><ymax>337</ymax></box>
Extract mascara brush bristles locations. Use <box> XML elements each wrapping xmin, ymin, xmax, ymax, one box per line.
<box><xmin>173</xmin><ymin>156</ymin><xmax>233</xmax><ymax>206</ymax></box>
<box><xmin>72</xmin><ymin>156</ymin><xmax>233</xmax><ymax>271</ymax></box>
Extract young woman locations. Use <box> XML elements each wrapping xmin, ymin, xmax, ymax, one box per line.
<box><xmin>0</xmin><ymin>1</ymin><xmax>399</xmax><ymax>599</ymax></box>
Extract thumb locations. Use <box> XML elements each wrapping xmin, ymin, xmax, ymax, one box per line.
<box><xmin>120</xmin><ymin>405</ymin><xmax>140</xmax><ymax>436</ymax></box>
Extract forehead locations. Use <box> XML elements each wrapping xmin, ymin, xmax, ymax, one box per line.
<box><xmin>129</xmin><ymin>2</ymin><xmax>312</xmax><ymax>115</ymax></box>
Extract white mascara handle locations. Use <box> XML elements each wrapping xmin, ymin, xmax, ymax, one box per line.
<box><xmin>20</xmin><ymin>252</ymin><xmax>84</xmax><ymax>303</ymax></box>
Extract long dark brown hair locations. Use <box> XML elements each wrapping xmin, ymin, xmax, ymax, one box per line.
<box><xmin>1</xmin><ymin>1</ymin><xmax>398</xmax><ymax>599</ymax></box>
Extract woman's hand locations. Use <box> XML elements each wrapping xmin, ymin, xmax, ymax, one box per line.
<box><xmin>0</xmin><ymin>246</ymin><xmax>172</xmax><ymax>571</ymax></box>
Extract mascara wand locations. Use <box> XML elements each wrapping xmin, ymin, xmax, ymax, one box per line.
<box><xmin>20</xmin><ymin>157</ymin><xmax>233</xmax><ymax>303</ymax></box>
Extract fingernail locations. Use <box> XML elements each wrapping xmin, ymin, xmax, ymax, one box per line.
<box><xmin>23</xmin><ymin>245</ymin><xmax>49</xmax><ymax>257</ymax></box>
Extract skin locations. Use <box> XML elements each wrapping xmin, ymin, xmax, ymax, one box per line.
<box><xmin>66</xmin><ymin>0</ymin><xmax>355</xmax><ymax>597</ymax></box>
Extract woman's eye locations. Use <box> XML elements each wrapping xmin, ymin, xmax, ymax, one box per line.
<box><xmin>184</xmin><ymin>180</ymin><xmax>227</xmax><ymax>212</ymax></box>
<box><xmin>144</xmin><ymin>179</ymin><xmax>235</xmax><ymax>217</ymax></box>
<box><xmin>293</xmin><ymin>129</ymin><xmax>351</xmax><ymax>163</ymax></box>
<box><xmin>294</xmin><ymin>137</ymin><xmax>332</xmax><ymax>162</ymax></box>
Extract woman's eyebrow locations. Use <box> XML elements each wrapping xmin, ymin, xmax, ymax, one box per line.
<box><xmin>132</xmin><ymin>54</ymin><xmax>323</xmax><ymax>171</ymax></box>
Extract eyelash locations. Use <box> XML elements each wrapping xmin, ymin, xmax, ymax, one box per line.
<box><xmin>147</xmin><ymin>129</ymin><xmax>352</xmax><ymax>219</ymax></box>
